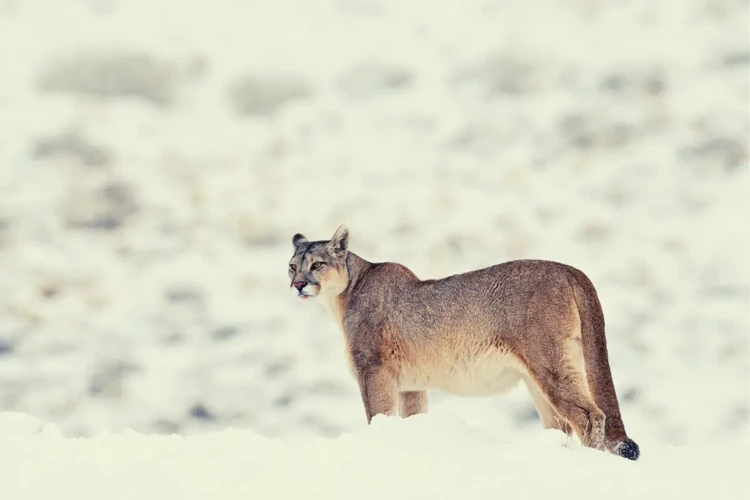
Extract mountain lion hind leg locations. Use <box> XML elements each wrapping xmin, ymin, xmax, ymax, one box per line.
<box><xmin>524</xmin><ymin>377</ymin><xmax>572</xmax><ymax>435</ymax></box>
<box><xmin>524</xmin><ymin>362</ymin><xmax>606</xmax><ymax>450</ymax></box>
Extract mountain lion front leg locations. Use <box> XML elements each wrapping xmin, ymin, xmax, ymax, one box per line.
<box><xmin>356</xmin><ymin>366</ymin><xmax>398</xmax><ymax>423</ymax></box>
<box><xmin>399</xmin><ymin>391</ymin><xmax>427</xmax><ymax>418</ymax></box>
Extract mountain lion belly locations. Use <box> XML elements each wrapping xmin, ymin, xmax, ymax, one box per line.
<box><xmin>397</xmin><ymin>344</ymin><xmax>526</xmax><ymax>396</ymax></box>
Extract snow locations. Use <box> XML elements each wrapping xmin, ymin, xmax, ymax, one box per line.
<box><xmin>1</xmin><ymin>411</ymin><xmax>748</xmax><ymax>499</ymax></box>
<box><xmin>0</xmin><ymin>0</ymin><xmax>748</xmax><ymax>458</ymax></box>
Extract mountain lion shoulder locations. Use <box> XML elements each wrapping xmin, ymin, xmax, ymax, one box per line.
<box><xmin>287</xmin><ymin>225</ymin><xmax>640</xmax><ymax>461</ymax></box>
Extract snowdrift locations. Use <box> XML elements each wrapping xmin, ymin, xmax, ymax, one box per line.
<box><xmin>0</xmin><ymin>0</ymin><xmax>747</xmax><ymax>445</ymax></box>
<box><xmin>1</xmin><ymin>412</ymin><xmax>747</xmax><ymax>499</ymax></box>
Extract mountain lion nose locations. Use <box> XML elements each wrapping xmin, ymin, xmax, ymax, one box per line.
<box><xmin>293</xmin><ymin>281</ymin><xmax>306</xmax><ymax>291</ymax></box>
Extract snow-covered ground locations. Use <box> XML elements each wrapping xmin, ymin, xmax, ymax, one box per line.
<box><xmin>0</xmin><ymin>0</ymin><xmax>748</xmax><ymax>451</ymax></box>
<box><xmin>1</xmin><ymin>412</ymin><xmax>748</xmax><ymax>499</ymax></box>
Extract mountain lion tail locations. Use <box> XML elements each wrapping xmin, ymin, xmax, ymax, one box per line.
<box><xmin>570</xmin><ymin>268</ymin><xmax>640</xmax><ymax>461</ymax></box>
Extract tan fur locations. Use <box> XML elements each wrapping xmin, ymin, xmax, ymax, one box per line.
<box><xmin>399</xmin><ymin>391</ymin><xmax>428</xmax><ymax>417</ymax></box>
<box><xmin>288</xmin><ymin>225</ymin><xmax>640</xmax><ymax>460</ymax></box>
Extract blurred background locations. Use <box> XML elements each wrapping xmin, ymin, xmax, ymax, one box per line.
<box><xmin>0</xmin><ymin>0</ymin><xmax>747</xmax><ymax>446</ymax></box>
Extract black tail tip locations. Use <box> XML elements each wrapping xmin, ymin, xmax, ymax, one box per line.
<box><xmin>614</xmin><ymin>438</ymin><xmax>640</xmax><ymax>461</ymax></box>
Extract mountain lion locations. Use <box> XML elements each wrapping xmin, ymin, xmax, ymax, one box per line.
<box><xmin>287</xmin><ymin>225</ymin><xmax>640</xmax><ymax>460</ymax></box>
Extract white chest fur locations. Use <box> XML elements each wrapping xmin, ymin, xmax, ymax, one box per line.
<box><xmin>318</xmin><ymin>295</ymin><xmax>357</xmax><ymax>377</ymax></box>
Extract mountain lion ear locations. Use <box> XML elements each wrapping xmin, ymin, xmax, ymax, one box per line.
<box><xmin>292</xmin><ymin>233</ymin><xmax>308</xmax><ymax>248</ymax></box>
<box><xmin>328</xmin><ymin>225</ymin><xmax>349</xmax><ymax>257</ymax></box>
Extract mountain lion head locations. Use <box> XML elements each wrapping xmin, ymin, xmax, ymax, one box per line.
<box><xmin>288</xmin><ymin>225</ymin><xmax>349</xmax><ymax>300</ymax></box>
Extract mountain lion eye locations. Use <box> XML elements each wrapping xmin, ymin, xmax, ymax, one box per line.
<box><xmin>310</xmin><ymin>262</ymin><xmax>323</xmax><ymax>271</ymax></box>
